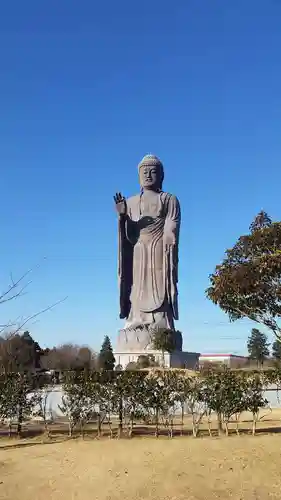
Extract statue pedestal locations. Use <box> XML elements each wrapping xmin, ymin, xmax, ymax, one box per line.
<box><xmin>116</xmin><ymin>325</ymin><xmax>183</xmax><ymax>352</ymax></box>
<box><xmin>115</xmin><ymin>325</ymin><xmax>199</xmax><ymax>370</ymax></box>
<box><xmin>114</xmin><ymin>349</ymin><xmax>200</xmax><ymax>370</ymax></box>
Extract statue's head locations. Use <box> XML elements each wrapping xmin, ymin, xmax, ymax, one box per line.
<box><xmin>138</xmin><ymin>154</ymin><xmax>164</xmax><ymax>191</ymax></box>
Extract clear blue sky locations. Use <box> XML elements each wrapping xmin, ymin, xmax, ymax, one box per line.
<box><xmin>0</xmin><ymin>0</ymin><xmax>280</xmax><ymax>354</ymax></box>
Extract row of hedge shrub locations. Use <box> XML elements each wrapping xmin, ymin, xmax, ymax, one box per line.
<box><xmin>0</xmin><ymin>368</ymin><xmax>280</xmax><ymax>438</ymax></box>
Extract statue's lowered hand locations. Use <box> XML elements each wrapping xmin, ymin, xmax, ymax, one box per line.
<box><xmin>114</xmin><ymin>192</ymin><xmax>127</xmax><ymax>216</ymax></box>
<box><xmin>164</xmin><ymin>234</ymin><xmax>176</xmax><ymax>246</ymax></box>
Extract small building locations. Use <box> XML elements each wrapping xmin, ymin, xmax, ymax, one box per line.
<box><xmin>199</xmin><ymin>353</ymin><xmax>248</xmax><ymax>369</ymax></box>
<box><xmin>114</xmin><ymin>350</ymin><xmax>200</xmax><ymax>370</ymax></box>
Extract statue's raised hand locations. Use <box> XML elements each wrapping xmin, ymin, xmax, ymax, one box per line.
<box><xmin>114</xmin><ymin>192</ymin><xmax>127</xmax><ymax>216</ymax></box>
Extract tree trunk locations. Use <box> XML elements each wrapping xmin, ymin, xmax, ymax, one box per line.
<box><xmin>108</xmin><ymin>413</ymin><xmax>113</xmax><ymax>439</ymax></box>
<box><xmin>44</xmin><ymin>421</ymin><xmax>50</xmax><ymax>438</ymax></box>
<box><xmin>155</xmin><ymin>408</ymin><xmax>159</xmax><ymax>438</ymax></box>
<box><xmin>207</xmin><ymin>415</ymin><xmax>212</xmax><ymax>437</ymax></box>
<box><xmin>80</xmin><ymin>421</ymin><xmax>85</xmax><ymax>439</ymax></box>
<box><xmin>97</xmin><ymin>414</ymin><xmax>102</xmax><ymax>438</ymax></box>
<box><xmin>180</xmin><ymin>405</ymin><xmax>184</xmax><ymax>436</ymax></box>
<box><xmin>252</xmin><ymin>414</ymin><xmax>257</xmax><ymax>436</ymax></box>
<box><xmin>118</xmin><ymin>398</ymin><xmax>123</xmax><ymax>438</ymax></box>
<box><xmin>129</xmin><ymin>415</ymin><xmax>134</xmax><ymax>438</ymax></box>
<box><xmin>224</xmin><ymin>421</ymin><xmax>229</xmax><ymax>437</ymax></box>
<box><xmin>17</xmin><ymin>404</ymin><xmax>23</xmax><ymax>437</ymax></box>
<box><xmin>217</xmin><ymin>413</ymin><xmax>223</xmax><ymax>435</ymax></box>
<box><xmin>235</xmin><ymin>414</ymin><xmax>240</xmax><ymax>436</ymax></box>
<box><xmin>192</xmin><ymin>415</ymin><xmax>199</xmax><ymax>437</ymax></box>
<box><xmin>169</xmin><ymin>419</ymin><xmax>174</xmax><ymax>438</ymax></box>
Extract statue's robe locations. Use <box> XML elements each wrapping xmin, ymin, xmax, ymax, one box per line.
<box><xmin>118</xmin><ymin>190</ymin><xmax>180</xmax><ymax>331</ymax></box>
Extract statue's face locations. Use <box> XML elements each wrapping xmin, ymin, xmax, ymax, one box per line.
<box><xmin>139</xmin><ymin>164</ymin><xmax>161</xmax><ymax>190</ymax></box>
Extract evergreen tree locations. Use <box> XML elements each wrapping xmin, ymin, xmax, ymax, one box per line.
<box><xmin>247</xmin><ymin>328</ymin><xmax>270</xmax><ymax>367</ymax></box>
<box><xmin>272</xmin><ymin>339</ymin><xmax>281</xmax><ymax>361</ymax></box>
<box><xmin>21</xmin><ymin>331</ymin><xmax>42</xmax><ymax>369</ymax></box>
<box><xmin>98</xmin><ymin>336</ymin><xmax>115</xmax><ymax>371</ymax></box>
<box><xmin>0</xmin><ymin>332</ymin><xmax>40</xmax><ymax>373</ymax></box>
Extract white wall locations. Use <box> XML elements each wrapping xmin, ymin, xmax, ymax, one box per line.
<box><xmin>28</xmin><ymin>385</ymin><xmax>281</xmax><ymax>423</ymax></box>
<box><xmin>114</xmin><ymin>350</ymin><xmax>200</xmax><ymax>369</ymax></box>
<box><xmin>114</xmin><ymin>351</ymin><xmax>168</xmax><ymax>368</ymax></box>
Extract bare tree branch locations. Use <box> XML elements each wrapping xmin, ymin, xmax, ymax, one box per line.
<box><xmin>0</xmin><ymin>268</ymin><xmax>33</xmax><ymax>305</ymax></box>
<box><xmin>0</xmin><ymin>297</ymin><xmax>68</xmax><ymax>336</ymax></box>
<box><xmin>15</xmin><ymin>297</ymin><xmax>68</xmax><ymax>332</ymax></box>
<box><xmin>0</xmin><ymin>259</ymin><xmax>48</xmax><ymax>305</ymax></box>
<box><xmin>0</xmin><ymin>259</ymin><xmax>67</xmax><ymax>335</ymax></box>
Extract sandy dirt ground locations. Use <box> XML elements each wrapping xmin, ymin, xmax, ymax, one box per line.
<box><xmin>1</xmin><ymin>431</ymin><xmax>281</xmax><ymax>500</ymax></box>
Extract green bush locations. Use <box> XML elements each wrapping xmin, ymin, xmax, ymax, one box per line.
<box><xmin>0</xmin><ymin>368</ymin><xmax>276</xmax><ymax>439</ymax></box>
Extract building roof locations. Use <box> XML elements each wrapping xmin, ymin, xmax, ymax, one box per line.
<box><xmin>200</xmin><ymin>353</ymin><xmax>247</xmax><ymax>359</ymax></box>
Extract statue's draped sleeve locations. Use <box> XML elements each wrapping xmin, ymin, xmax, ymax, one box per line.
<box><xmin>164</xmin><ymin>194</ymin><xmax>181</xmax><ymax>320</ymax></box>
<box><xmin>118</xmin><ymin>214</ymin><xmax>135</xmax><ymax>319</ymax></box>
